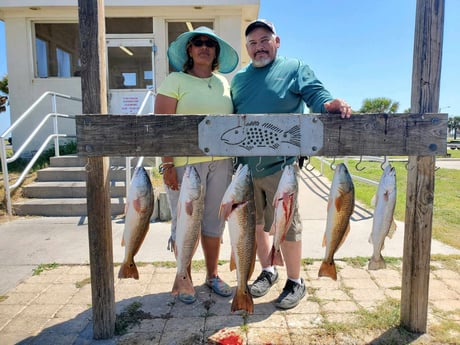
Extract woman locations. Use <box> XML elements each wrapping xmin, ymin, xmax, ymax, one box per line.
<box><xmin>155</xmin><ymin>26</ymin><xmax>238</xmax><ymax>304</ymax></box>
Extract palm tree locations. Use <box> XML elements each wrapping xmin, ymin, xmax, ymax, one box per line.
<box><xmin>359</xmin><ymin>97</ymin><xmax>399</xmax><ymax>113</ymax></box>
<box><xmin>0</xmin><ymin>75</ymin><xmax>8</xmax><ymax>113</ymax></box>
<box><xmin>448</xmin><ymin>116</ymin><xmax>460</xmax><ymax>139</ymax></box>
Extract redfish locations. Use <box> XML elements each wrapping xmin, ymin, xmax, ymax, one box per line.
<box><xmin>172</xmin><ymin>165</ymin><xmax>204</xmax><ymax>298</ymax></box>
<box><xmin>269</xmin><ymin>164</ymin><xmax>298</xmax><ymax>266</ymax></box>
<box><xmin>368</xmin><ymin>164</ymin><xmax>397</xmax><ymax>270</ymax></box>
<box><xmin>119</xmin><ymin>166</ymin><xmax>154</xmax><ymax>279</ymax></box>
<box><xmin>319</xmin><ymin>163</ymin><xmax>355</xmax><ymax>281</ymax></box>
<box><xmin>219</xmin><ymin>164</ymin><xmax>256</xmax><ymax>313</ymax></box>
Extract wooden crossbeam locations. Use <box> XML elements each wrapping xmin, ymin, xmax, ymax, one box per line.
<box><xmin>76</xmin><ymin>113</ymin><xmax>447</xmax><ymax>157</ymax></box>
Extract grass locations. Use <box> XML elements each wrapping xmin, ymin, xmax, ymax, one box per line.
<box><xmin>32</xmin><ymin>263</ymin><xmax>59</xmax><ymax>276</ymax></box>
<box><xmin>310</xmin><ymin>156</ymin><xmax>460</xmax><ymax>249</ymax></box>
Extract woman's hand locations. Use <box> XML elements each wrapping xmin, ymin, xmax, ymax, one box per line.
<box><xmin>163</xmin><ymin>166</ymin><xmax>179</xmax><ymax>190</ymax></box>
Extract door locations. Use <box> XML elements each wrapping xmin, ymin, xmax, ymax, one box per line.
<box><xmin>106</xmin><ymin>38</ymin><xmax>155</xmax><ymax>114</ymax></box>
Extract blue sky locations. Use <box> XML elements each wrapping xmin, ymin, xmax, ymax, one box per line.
<box><xmin>1</xmin><ymin>0</ymin><xmax>459</xmax><ymax>134</ymax></box>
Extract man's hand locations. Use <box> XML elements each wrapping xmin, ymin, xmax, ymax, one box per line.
<box><xmin>324</xmin><ymin>99</ymin><xmax>352</xmax><ymax>118</ymax></box>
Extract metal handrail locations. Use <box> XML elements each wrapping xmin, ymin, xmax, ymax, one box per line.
<box><xmin>1</xmin><ymin>91</ymin><xmax>81</xmax><ymax>215</ymax></box>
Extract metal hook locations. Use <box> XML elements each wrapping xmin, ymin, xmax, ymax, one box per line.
<box><xmin>355</xmin><ymin>156</ymin><xmax>365</xmax><ymax>171</ymax></box>
<box><xmin>281</xmin><ymin>156</ymin><xmax>287</xmax><ymax>170</ymax></box>
<box><xmin>208</xmin><ymin>156</ymin><xmax>216</xmax><ymax>172</ymax></box>
<box><xmin>380</xmin><ymin>156</ymin><xmax>388</xmax><ymax>170</ymax></box>
<box><xmin>255</xmin><ymin>156</ymin><xmax>264</xmax><ymax>172</ymax></box>
<box><xmin>330</xmin><ymin>157</ymin><xmax>336</xmax><ymax>171</ymax></box>
<box><xmin>305</xmin><ymin>156</ymin><xmax>315</xmax><ymax>172</ymax></box>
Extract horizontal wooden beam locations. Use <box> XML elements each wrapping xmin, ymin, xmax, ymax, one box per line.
<box><xmin>76</xmin><ymin>113</ymin><xmax>447</xmax><ymax>157</ymax></box>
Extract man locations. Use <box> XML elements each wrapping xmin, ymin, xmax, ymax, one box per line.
<box><xmin>231</xmin><ymin>19</ymin><xmax>352</xmax><ymax>310</ymax></box>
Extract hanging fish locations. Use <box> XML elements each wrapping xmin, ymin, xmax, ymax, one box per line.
<box><xmin>172</xmin><ymin>165</ymin><xmax>204</xmax><ymax>299</ymax></box>
<box><xmin>319</xmin><ymin>163</ymin><xmax>355</xmax><ymax>281</ymax></box>
<box><xmin>368</xmin><ymin>164</ymin><xmax>397</xmax><ymax>270</ymax></box>
<box><xmin>219</xmin><ymin>164</ymin><xmax>256</xmax><ymax>314</ymax></box>
<box><xmin>119</xmin><ymin>167</ymin><xmax>155</xmax><ymax>279</ymax></box>
<box><xmin>268</xmin><ymin>164</ymin><xmax>298</xmax><ymax>266</ymax></box>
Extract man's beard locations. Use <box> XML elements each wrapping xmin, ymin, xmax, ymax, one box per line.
<box><xmin>252</xmin><ymin>56</ymin><xmax>273</xmax><ymax>68</ymax></box>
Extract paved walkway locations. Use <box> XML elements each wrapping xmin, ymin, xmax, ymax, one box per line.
<box><xmin>0</xmin><ymin>168</ymin><xmax>459</xmax><ymax>344</ymax></box>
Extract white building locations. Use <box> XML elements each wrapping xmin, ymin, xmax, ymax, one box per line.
<box><xmin>0</xmin><ymin>0</ymin><xmax>259</xmax><ymax>155</ymax></box>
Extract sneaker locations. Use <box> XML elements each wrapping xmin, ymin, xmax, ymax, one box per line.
<box><xmin>250</xmin><ymin>268</ymin><xmax>279</xmax><ymax>297</ymax></box>
<box><xmin>274</xmin><ymin>278</ymin><xmax>306</xmax><ymax>310</ymax></box>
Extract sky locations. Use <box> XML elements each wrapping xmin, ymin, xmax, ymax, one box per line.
<box><xmin>0</xmin><ymin>0</ymin><xmax>459</xmax><ymax>135</ymax></box>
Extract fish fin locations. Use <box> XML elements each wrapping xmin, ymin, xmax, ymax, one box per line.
<box><xmin>337</xmin><ymin>223</ymin><xmax>351</xmax><ymax>251</ymax></box>
<box><xmin>230</xmin><ymin>250</ymin><xmax>237</xmax><ymax>271</ymax></box>
<box><xmin>118</xmin><ymin>261</ymin><xmax>139</xmax><ymax>280</ymax></box>
<box><xmin>231</xmin><ymin>285</ymin><xmax>254</xmax><ymax>314</ymax></box>
<box><xmin>185</xmin><ymin>200</ymin><xmax>193</xmax><ymax>216</ymax></box>
<box><xmin>269</xmin><ymin>246</ymin><xmax>284</xmax><ymax>267</ymax></box>
<box><xmin>322</xmin><ymin>233</ymin><xmax>327</xmax><ymax>247</ymax></box>
<box><xmin>383</xmin><ymin>190</ymin><xmax>390</xmax><ymax>202</ymax></box>
<box><xmin>318</xmin><ymin>260</ymin><xmax>337</xmax><ymax>281</ymax></box>
<box><xmin>387</xmin><ymin>219</ymin><xmax>397</xmax><ymax>239</ymax></box>
<box><xmin>133</xmin><ymin>197</ymin><xmax>142</xmax><ymax>213</ymax></box>
<box><xmin>334</xmin><ymin>194</ymin><xmax>343</xmax><ymax>211</ymax></box>
<box><xmin>219</xmin><ymin>202</ymin><xmax>232</xmax><ymax>221</ymax></box>
<box><xmin>172</xmin><ymin>273</ymin><xmax>195</xmax><ymax>296</ymax></box>
<box><xmin>368</xmin><ymin>255</ymin><xmax>386</xmax><ymax>270</ymax></box>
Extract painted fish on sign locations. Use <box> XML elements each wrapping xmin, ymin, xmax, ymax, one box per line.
<box><xmin>220</xmin><ymin>121</ymin><xmax>301</xmax><ymax>151</ymax></box>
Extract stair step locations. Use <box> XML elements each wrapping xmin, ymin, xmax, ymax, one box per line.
<box><xmin>50</xmin><ymin>155</ymin><xmax>148</xmax><ymax>168</ymax></box>
<box><xmin>22</xmin><ymin>181</ymin><xmax>126</xmax><ymax>198</ymax></box>
<box><xmin>13</xmin><ymin>198</ymin><xmax>127</xmax><ymax>217</ymax></box>
<box><xmin>36</xmin><ymin>167</ymin><xmax>128</xmax><ymax>182</ymax></box>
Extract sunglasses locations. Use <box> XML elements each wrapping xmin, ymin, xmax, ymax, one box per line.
<box><xmin>191</xmin><ymin>39</ymin><xmax>217</xmax><ymax>48</ymax></box>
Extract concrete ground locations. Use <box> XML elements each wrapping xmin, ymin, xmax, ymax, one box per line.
<box><xmin>0</xmin><ymin>167</ymin><xmax>459</xmax><ymax>344</ymax></box>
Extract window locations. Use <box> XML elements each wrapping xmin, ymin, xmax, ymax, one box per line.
<box><xmin>34</xmin><ymin>23</ymin><xmax>80</xmax><ymax>78</ymax></box>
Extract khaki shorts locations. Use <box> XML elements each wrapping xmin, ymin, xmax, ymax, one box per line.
<box><xmin>252</xmin><ymin>164</ymin><xmax>302</xmax><ymax>242</ymax></box>
<box><xmin>166</xmin><ymin>158</ymin><xmax>233</xmax><ymax>240</ymax></box>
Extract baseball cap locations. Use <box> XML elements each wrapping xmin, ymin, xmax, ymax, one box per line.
<box><xmin>245</xmin><ymin>19</ymin><xmax>276</xmax><ymax>36</ymax></box>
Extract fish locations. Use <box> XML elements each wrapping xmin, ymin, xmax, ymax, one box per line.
<box><xmin>119</xmin><ymin>166</ymin><xmax>155</xmax><ymax>279</ymax></box>
<box><xmin>368</xmin><ymin>164</ymin><xmax>397</xmax><ymax>270</ymax></box>
<box><xmin>220</xmin><ymin>121</ymin><xmax>301</xmax><ymax>151</ymax></box>
<box><xmin>172</xmin><ymin>165</ymin><xmax>204</xmax><ymax>298</ymax></box>
<box><xmin>318</xmin><ymin>163</ymin><xmax>355</xmax><ymax>281</ymax></box>
<box><xmin>268</xmin><ymin>164</ymin><xmax>298</xmax><ymax>266</ymax></box>
<box><xmin>219</xmin><ymin>164</ymin><xmax>257</xmax><ymax>314</ymax></box>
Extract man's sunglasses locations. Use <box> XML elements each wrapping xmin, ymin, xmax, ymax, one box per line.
<box><xmin>191</xmin><ymin>39</ymin><xmax>217</xmax><ymax>48</ymax></box>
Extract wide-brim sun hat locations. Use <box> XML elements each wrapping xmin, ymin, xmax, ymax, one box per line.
<box><xmin>167</xmin><ymin>26</ymin><xmax>239</xmax><ymax>74</ymax></box>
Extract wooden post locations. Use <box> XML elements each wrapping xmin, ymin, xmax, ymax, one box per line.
<box><xmin>78</xmin><ymin>0</ymin><xmax>115</xmax><ymax>339</ymax></box>
<box><xmin>401</xmin><ymin>0</ymin><xmax>444</xmax><ymax>332</ymax></box>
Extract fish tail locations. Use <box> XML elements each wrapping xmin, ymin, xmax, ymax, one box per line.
<box><xmin>318</xmin><ymin>260</ymin><xmax>337</xmax><ymax>281</ymax></box>
<box><xmin>368</xmin><ymin>255</ymin><xmax>386</xmax><ymax>270</ymax></box>
<box><xmin>269</xmin><ymin>246</ymin><xmax>284</xmax><ymax>266</ymax></box>
<box><xmin>285</xmin><ymin>125</ymin><xmax>301</xmax><ymax>146</ymax></box>
<box><xmin>118</xmin><ymin>261</ymin><xmax>139</xmax><ymax>280</ymax></box>
<box><xmin>172</xmin><ymin>272</ymin><xmax>195</xmax><ymax>296</ymax></box>
<box><xmin>231</xmin><ymin>286</ymin><xmax>254</xmax><ymax>314</ymax></box>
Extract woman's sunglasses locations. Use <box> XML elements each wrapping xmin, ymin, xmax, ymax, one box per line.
<box><xmin>191</xmin><ymin>39</ymin><xmax>217</xmax><ymax>48</ymax></box>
